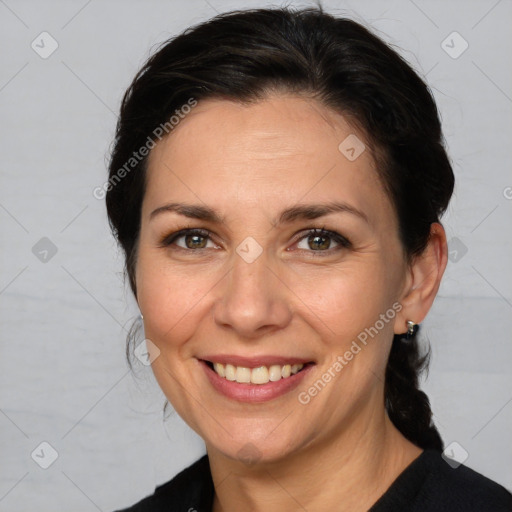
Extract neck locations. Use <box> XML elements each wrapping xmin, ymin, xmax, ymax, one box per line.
<box><xmin>208</xmin><ymin>411</ymin><xmax>422</xmax><ymax>512</ymax></box>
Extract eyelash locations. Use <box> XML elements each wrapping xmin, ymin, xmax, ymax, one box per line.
<box><xmin>159</xmin><ymin>227</ymin><xmax>351</xmax><ymax>256</ymax></box>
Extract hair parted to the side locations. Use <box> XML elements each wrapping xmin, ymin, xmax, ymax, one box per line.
<box><xmin>106</xmin><ymin>6</ymin><xmax>453</xmax><ymax>452</ymax></box>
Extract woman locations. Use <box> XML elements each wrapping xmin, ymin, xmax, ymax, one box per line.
<box><xmin>107</xmin><ymin>7</ymin><xmax>512</xmax><ymax>511</ymax></box>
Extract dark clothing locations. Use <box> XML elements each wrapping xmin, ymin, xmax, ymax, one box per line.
<box><xmin>115</xmin><ymin>449</ymin><xmax>512</xmax><ymax>511</ymax></box>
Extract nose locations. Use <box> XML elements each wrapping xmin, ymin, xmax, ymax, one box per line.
<box><xmin>212</xmin><ymin>249</ymin><xmax>293</xmax><ymax>339</ymax></box>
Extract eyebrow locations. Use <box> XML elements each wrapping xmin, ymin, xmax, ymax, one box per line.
<box><xmin>149</xmin><ymin>201</ymin><xmax>369</xmax><ymax>225</ymax></box>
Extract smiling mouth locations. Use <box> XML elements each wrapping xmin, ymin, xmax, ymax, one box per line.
<box><xmin>203</xmin><ymin>361</ymin><xmax>312</xmax><ymax>385</ymax></box>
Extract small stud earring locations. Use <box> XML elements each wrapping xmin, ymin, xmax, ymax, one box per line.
<box><xmin>406</xmin><ymin>320</ymin><xmax>417</xmax><ymax>339</ymax></box>
<box><xmin>140</xmin><ymin>313</ymin><xmax>144</xmax><ymax>320</ymax></box>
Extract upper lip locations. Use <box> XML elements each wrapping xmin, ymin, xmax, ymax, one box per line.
<box><xmin>200</xmin><ymin>355</ymin><xmax>314</xmax><ymax>367</ymax></box>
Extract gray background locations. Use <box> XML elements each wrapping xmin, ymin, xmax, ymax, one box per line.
<box><xmin>1</xmin><ymin>0</ymin><xmax>511</xmax><ymax>510</ymax></box>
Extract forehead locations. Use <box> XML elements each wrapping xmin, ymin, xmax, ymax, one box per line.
<box><xmin>143</xmin><ymin>94</ymin><xmax>394</xmax><ymax>228</ymax></box>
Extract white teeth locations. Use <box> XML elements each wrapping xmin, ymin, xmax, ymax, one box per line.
<box><xmin>225</xmin><ymin>364</ymin><xmax>236</xmax><ymax>381</ymax></box>
<box><xmin>251</xmin><ymin>366</ymin><xmax>269</xmax><ymax>384</ymax></box>
<box><xmin>213</xmin><ymin>362</ymin><xmax>225</xmax><ymax>378</ymax></box>
<box><xmin>211</xmin><ymin>362</ymin><xmax>304</xmax><ymax>384</ymax></box>
<box><xmin>291</xmin><ymin>364</ymin><xmax>301</xmax><ymax>375</ymax></box>
<box><xmin>235</xmin><ymin>366</ymin><xmax>251</xmax><ymax>383</ymax></box>
<box><xmin>268</xmin><ymin>365</ymin><xmax>282</xmax><ymax>382</ymax></box>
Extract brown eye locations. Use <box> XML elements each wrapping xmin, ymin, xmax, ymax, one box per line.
<box><xmin>183</xmin><ymin>233</ymin><xmax>208</xmax><ymax>249</ymax></box>
<box><xmin>295</xmin><ymin>228</ymin><xmax>351</xmax><ymax>254</ymax></box>
<box><xmin>307</xmin><ymin>232</ymin><xmax>331</xmax><ymax>250</ymax></box>
<box><xmin>160</xmin><ymin>228</ymin><xmax>215</xmax><ymax>250</ymax></box>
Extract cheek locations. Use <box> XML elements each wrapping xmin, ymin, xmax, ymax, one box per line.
<box><xmin>291</xmin><ymin>261</ymin><xmax>396</xmax><ymax>341</ymax></box>
<box><xmin>135</xmin><ymin>257</ymin><xmax>218</xmax><ymax>429</ymax></box>
<box><xmin>289</xmin><ymin>262</ymin><xmax>399</xmax><ymax>404</ymax></box>
<box><xmin>136</xmin><ymin>254</ymin><xmax>221</xmax><ymax>354</ymax></box>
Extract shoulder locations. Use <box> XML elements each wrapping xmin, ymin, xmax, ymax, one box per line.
<box><xmin>112</xmin><ymin>454</ymin><xmax>213</xmax><ymax>512</ymax></box>
<box><xmin>410</xmin><ymin>450</ymin><xmax>512</xmax><ymax>511</ymax></box>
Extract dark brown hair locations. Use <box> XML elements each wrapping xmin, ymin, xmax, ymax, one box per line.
<box><xmin>106</xmin><ymin>6</ymin><xmax>454</xmax><ymax>451</ymax></box>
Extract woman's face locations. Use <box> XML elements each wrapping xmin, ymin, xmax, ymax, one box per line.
<box><xmin>135</xmin><ymin>94</ymin><xmax>411</xmax><ymax>463</ymax></box>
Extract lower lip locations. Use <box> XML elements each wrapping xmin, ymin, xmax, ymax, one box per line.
<box><xmin>200</xmin><ymin>360</ymin><xmax>314</xmax><ymax>403</ymax></box>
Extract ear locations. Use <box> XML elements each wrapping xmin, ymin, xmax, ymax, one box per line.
<box><xmin>394</xmin><ymin>223</ymin><xmax>448</xmax><ymax>335</ymax></box>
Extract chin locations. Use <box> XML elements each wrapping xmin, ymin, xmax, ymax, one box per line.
<box><xmin>203</xmin><ymin>422</ymin><xmax>313</xmax><ymax>468</ymax></box>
